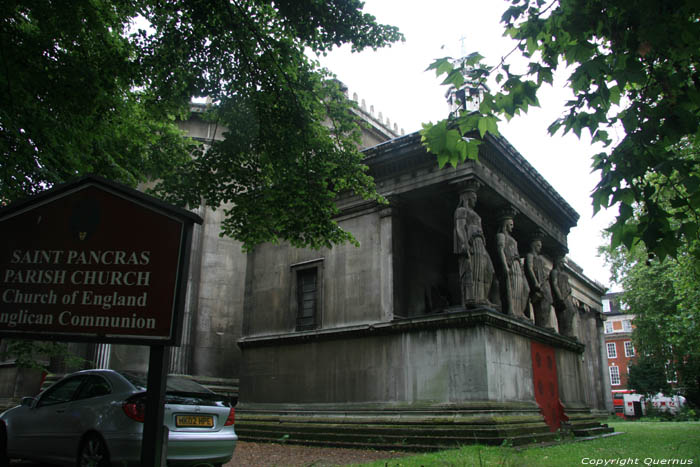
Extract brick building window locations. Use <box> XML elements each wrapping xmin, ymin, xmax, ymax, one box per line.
<box><xmin>607</xmin><ymin>342</ymin><xmax>617</xmax><ymax>359</ymax></box>
<box><xmin>609</xmin><ymin>366</ymin><xmax>621</xmax><ymax>386</ymax></box>
<box><xmin>605</xmin><ymin>321</ymin><xmax>613</xmax><ymax>334</ymax></box>
<box><xmin>624</xmin><ymin>341</ymin><xmax>635</xmax><ymax>357</ymax></box>
<box><xmin>623</xmin><ymin>319</ymin><xmax>632</xmax><ymax>332</ymax></box>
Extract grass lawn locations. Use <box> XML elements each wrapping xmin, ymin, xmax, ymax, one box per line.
<box><xmin>352</xmin><ymin>420</ymin><xmax>700</xmax><ymax>466</ymax></box>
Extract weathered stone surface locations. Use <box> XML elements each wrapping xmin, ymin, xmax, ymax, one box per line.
<box><xmin>236</xmin><ymin>308</ymin><xmax>610</xmax><ymax>448</ymax></box>
<box><xmin>525</xmin><ymin>234</ymin><xmax>554</xmax><ymax>328</ymax></box>
<box><xmin>0</xmin><ymin>104</ymin><xmax>613</xmax><ymax>450</ymax></box>
<box><xmin>495</xmin><ymin>208</ymin><xmax>530</xmax><ymax>319</ymax></box>
<box><xmin>550</xmin><ymin>255</ymin><xmax>580</xmax><ymax>339</ymax></box>
<box><xmin>454</xmin><ymin>185</ymin><xmax>495</xmax><ymax>308</ymax></box>
<box><xmin>239</xmin><ymin>309</ymin><xmax>583</xmax><ymax>404</ymax></box>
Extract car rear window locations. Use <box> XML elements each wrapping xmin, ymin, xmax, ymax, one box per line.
<box><xmin>121</xmin><ymin>372</ymin><xmax>212</xmax><ymax>394</ymax></box>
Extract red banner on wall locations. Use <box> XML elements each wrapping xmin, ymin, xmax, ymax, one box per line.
<box><xmin>531</xmin><ymin>341</ymin><xmax>568</xmax><ymax>431</ymax></box>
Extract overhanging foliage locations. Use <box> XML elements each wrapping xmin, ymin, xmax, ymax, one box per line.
<box><xmin>1</xmin><ymin>0</ymin><xmax>403</xmax><ymax>250</ymax></box>
<box><xmin>421</xmin><ymin>0</ymin><xmax>700</xmax><ymax>261</ymax></box>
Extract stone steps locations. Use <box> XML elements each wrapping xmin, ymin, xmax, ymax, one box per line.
<box><xmin>235</xmin><ymin>414</ymin><xmax>560</xmax><ymax>450</ymax></box>
<box><xmin>234</xmin><ymin>403</ymin><xmax>615</xmax><ymax>451</ymax></box>
<box><xmin>238</xmin><ymin>429</ymin><xmax>560</xmax><ymax>450</ymax></box>
<box><xmin>561</xmin><ymin>410</ymin><xmax>616</xmax><ymax>439</ymax></box>
<box><xmin>239</xmin><ymin>421</ymin><xmax>555</xmax><ymax>438</ymax></box>
<box><xmin>572</xmin><ymin>425</ymin><xmax>615</xmax><ymax>437</ymax></box>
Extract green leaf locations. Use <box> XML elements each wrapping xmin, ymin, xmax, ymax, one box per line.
<box><xmin>465</xmin><ymin>52</ymin><xmax>484</xmax><ymax>66</ymax></box>
<box><xmin>466</xmin><ymin>139</ymin><xmax>481</xmax><ymax>160</ymax></box>
<box><xmin>427</xmin><ymin>57</ymin><xmax>452</xmax><ymax>71</ymax></box>
<box><xmin>457</xmin><ymin>114</ymin><xmax>479</xmax><ymax>134</ymax></box>
<box><xmin>428</xmin><ymin>58</ymin><xmax>454</xmax><ymax>77</ymax></box>
<box><xmin>477</xmin><ymin>117</ymin><xmax>489</xmax><ymax>138</ymax></box>
<box><xmin>612</xmin><ymin>187</ymin><xmax>635</xmax><ymax>206</ymax></box>
<box><xmin>487</xmin><ymin>116</ymin><xmax>499</xmax><ymax>136</ymax></box>
<box><xmin>442</xmin><ymin>69</ymin><xmax>465</xmax><ymax>88</ymax></box>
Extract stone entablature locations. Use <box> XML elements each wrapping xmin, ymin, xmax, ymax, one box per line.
<box><xmin>239</xmin><ymin>308</ymin><xmax>584</xmax><ymax>353</ymax></box>
<box><xmin>360</xmin><ymin>132</ymin><xmax>578</xmax><ymax>251</ymax></box>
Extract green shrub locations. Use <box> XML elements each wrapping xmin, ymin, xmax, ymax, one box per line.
<box><xmin>674</xmin><ymin>405</ymin><xmax>699</xmax><ymax>421</ymax></box>
<box><xmin>638</xmin><ymin>403</ymin><xmax>699</xmax><ymax>422</ymax></box>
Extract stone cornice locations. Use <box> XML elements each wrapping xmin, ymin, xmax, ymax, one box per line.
<box><xmin>360</xmin><ymin>132</ymin><xmax>579</xmax><ymax>238</ymax></box>
<box><xmin>237</xmin><ymin>307</ymin><xmax>585</xmax><ymax>353</ymax></box>
<box><xmin>485</xmin><ymin>134</ymin><xmax>579</xmax><ymax>228</ymax></box>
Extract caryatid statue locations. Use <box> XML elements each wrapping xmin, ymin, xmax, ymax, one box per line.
<box><xmin>525</xmin><ymin>231</ymin><xmax>554</xmax><ymax>329</ymax></box>
<box><xmin>453</xmin><ymin>183</ymin><xmax>494</xmax><ymax>307</ymax></box>
<box><xmin>495</xmin><ymin>207</ymin><xmax>530</xmax><ymax>319</ymax></box>
<box><xmin>549</xmin><ymin>253</ymin><xmax>579</xmax><ymax>338</ymax></box>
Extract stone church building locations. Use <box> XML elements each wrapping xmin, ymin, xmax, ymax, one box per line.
<box><xmin>0</xmin><ymin>93</ymin><xmax>613</xmax><ymax>447</ymax></box>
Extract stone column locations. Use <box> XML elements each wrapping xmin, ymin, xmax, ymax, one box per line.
<box><xmin>379</xmin><ymin>202</ymin><xmax>402</xmax><ymax>321</ymax></box>
<box><xmin>93</xmin><ymin>343</ymin><xmax>111</xmax><ymax>369</ymax></box>
<box><xmin>168</xmin><ymin>206</ymin><xmax>205</xmax><ymax>374</ymax></box>
<box><xmin>598</xmin><ymin>313</ymin><xmax>614</xmax><ymax>412</ymax></box>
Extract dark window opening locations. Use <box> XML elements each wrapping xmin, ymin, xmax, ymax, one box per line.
<box><xmin>296</xmin><ymin>268</ymin><xmax>317</xmax><ymax>330</ymax></box>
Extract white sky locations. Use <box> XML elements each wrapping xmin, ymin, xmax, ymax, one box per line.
<box><xmin>317</xmin><ymin>0</ymin><xmax>620</xmax><ymax>290</ymax></box>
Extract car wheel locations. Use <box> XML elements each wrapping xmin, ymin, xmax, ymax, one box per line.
<box><xmin>77</xmin><ymin>433</ymin><xmax>110</xmax><ymax>467</ymax></box>
<box><xmin>0</xmin><ymin>422</ymin><xmax>9</xmax><ymax>467</ymax></box>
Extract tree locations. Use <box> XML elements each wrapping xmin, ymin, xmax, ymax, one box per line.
<box><xmin>1</xmin><ymin>0</ymin><xmax>402</xmax><ymax>250</ymax></box>
<box><xmin>1</xmin><ymin>1</ymin><xmax>194</xmax><ymax>200</ymax></box>
<box><xmin>1</xmin><ymin>1</ymin><xmax>402</xmax><ymax>370</ymax></box>
<box><xmin>0</xmin><ymin>340</ymin><xmax>86</xmax><ymax>372</ymax></box>
<box><xmin>421</xmin><ymin>0</ymin><xmax>700</xmax><ymax>261</ymax></box>
<box><xmin>603</xmin><ymin>226</ymin><xmax>700</xmax><ymax>406</ymax></box>
<box><xmin>627</xmin><ymin>357</ymin><xmax>671</xmax><ymax>398</ymax></box>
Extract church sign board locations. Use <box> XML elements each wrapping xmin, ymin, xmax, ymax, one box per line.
<box><xmin>0</xmin><ymin>175</ymin><xmax>202</xmax><ymax>345</ymax></box>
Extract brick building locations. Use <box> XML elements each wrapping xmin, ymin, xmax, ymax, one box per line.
<box><xmin>602</xmin><ymin>292</ymin><xmax>636</xmax><ymax>395</ymax></box>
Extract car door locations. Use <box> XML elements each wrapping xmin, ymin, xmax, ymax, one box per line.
<box><xmin>12</xmin><ymin>375</ymin><xmax>87</xmax><ymax>460</ymax></box>
<box><xmin>69</xmin><ymin>374</ymin><xmax>114</xmax><ymax>433</ymax></box>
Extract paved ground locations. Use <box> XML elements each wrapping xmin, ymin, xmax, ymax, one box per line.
<box><xmin>9</xmin><ymin>441</ymin><xmax>413</xmax><ymax>466</ymax></box>
<box><xmin>225</xmin><ymin>441</ymin><xmax>413</xmax><ymax>466</ymax></box>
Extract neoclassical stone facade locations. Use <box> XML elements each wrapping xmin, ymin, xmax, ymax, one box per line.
<box><xmin>0</xmin><ymin>96</ymin><xmax>613</xmax><ymax>446</ymax></box>
<box><xmin>229</xmin><ymin>114</ymin><xmax>612</xmax><ymax>445</ymax></box>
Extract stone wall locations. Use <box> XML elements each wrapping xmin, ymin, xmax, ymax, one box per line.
<box><xmin>190</xmin><ymin>207</ymin><xmax>247</xmax><ymax>378</ymax></box>
<box><xmin>243</xmin><ymin>209</ymin><xmax>385</xmax><ymax>337</ymax></box>
<box><xmin>239</xmin><ymin>309</ymin><xmax>586</xmax><ymax>406</ymax></box>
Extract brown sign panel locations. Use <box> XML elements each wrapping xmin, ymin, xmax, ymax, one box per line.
<box><xmin>0</xmin><ymin>176</ymin><xmax>202</xmax><ymax>345</ymax></box>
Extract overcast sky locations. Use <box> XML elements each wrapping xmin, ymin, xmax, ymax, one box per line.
<box><xmin>317</xmin><ymin>0</ymin><xmax>621</xmax><ymax>290</ymax></box>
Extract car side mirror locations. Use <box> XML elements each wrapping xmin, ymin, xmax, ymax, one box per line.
<box><xmin>21</xmin><ymin>397</ymin><xmax>36</xmax><ymax>408</ymax></box>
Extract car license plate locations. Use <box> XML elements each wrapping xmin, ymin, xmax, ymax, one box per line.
<box><xmin>175</xmin><ymin>415</ymin><xmax>214</xmax><ymax>427</ymax></box>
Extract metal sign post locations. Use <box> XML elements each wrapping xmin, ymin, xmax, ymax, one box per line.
<box><xmin>143</xmin><ymin>344</ymin><xmax>169</xmax><ymax>466</ymax></box>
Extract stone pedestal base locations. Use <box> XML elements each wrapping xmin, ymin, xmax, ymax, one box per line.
<box><xmin>236</xmin><ymin>308</ymin><xmax>612</xmax><ymax>448</ymax></box>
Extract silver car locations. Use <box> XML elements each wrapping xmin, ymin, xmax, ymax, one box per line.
<box><xmin>0</xmin><ymin>369</ymin><xmax>237</xmax><ymax>466</ymax></box>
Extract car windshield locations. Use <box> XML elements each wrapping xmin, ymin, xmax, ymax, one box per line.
<box><xmin>121</xmin><ymin>372</ymin><xmax>212</xmax><ymax>394</ymax></box>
